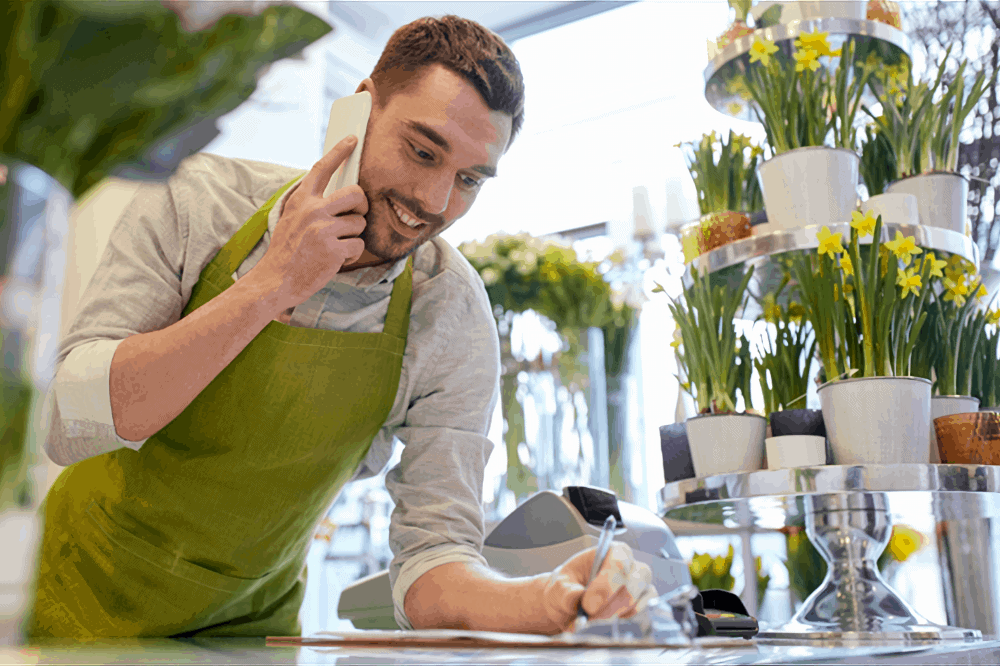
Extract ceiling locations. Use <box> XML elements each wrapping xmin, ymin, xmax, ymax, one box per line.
<box><xmin>325</xmin><ymin>1</ymin><xmax>638</xmax><ymax>44</ymax></box>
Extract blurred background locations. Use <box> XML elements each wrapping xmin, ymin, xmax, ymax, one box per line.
<box><xmin>3</xmin><ymin>0</ymin><xmax>998</xmax><ymax>637</ymax></box>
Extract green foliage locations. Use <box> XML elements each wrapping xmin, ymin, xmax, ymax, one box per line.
<box><xmin>1</xmin><ymin>0</ymin><xmax>331</xmax><ymax>200</ymax></box>
<box><xmin>676</xmin><ymin>130</ymin><xmax>765</xmax><ymax>215</ymax></box>
<box><xmin>859</xmin><ymin>122</ymin><xmax>896</xmax><ymax>196</ymax></box>
<box><xmin>755</xmin><ymin>286</ymin><xmax>817</xmax><ymax>416</ymax></box>
<box><xmin>689</xmin><ymin>544</ymin><xmax>770</xmax><ymax>602</ymax></box>
<box><xmin>1</xmin><ymin>330</ymin><xmax>35</xmax><ymax>512</ymax></box>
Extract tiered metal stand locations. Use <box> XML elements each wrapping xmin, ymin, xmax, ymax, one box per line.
<box><xmin>659</xmin><ymin>16</ymin><xmax>994</xmax><ymax>644</ymax></box>
<box><xmin>660</xmin><ymin>465</ymin><xmax>1000</xmax><ymax>642</ymax></box>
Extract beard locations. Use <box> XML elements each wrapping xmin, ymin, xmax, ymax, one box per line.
<box><xmin>359</xmin><ymin>194</ymin><xmax>430</xmax><ymax>262</ymax></box>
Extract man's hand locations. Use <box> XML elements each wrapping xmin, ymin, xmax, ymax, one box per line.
<box><xmin>539</xmin><ymin>542</ymin><xmax>657</xmax><ymax>633</ymax></box>
<box><xmin>249</xmin><ymin>135</ymin><xmax>368</xmax><ymax>310</ymax></box>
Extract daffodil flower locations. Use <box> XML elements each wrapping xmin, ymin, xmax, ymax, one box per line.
<box><xmin>976</xmin><ymin>283</ymin><xmax>989</xmax><ymax>301</ymax></box>
<box><xmin>897</xmin><ymin>268</ymin><xmax>922</xmax><ymax>298</ymax></box>
<box><xmin>787</xmin><ymin>301</ymin><xmax>805</xmax><ymax>323</ymax></box>
<box><xmin>794</xmin><ymin>30</ymin><xmax>840</xmax><ymax>57</ymax></box>
<box><xmin>840</xmin><ymin>254</ymin><xmax>854</xmax><ymax>276</ymax></box>
<box><xmin>762</xmin><ymin>293</ymin><xmax>781</xmax><ymax>324</ymax></box>
<box><xmin>988</xmin><ymin>309</ymin><xmax>1000</xmax><ymax>326</ymax></box>
<box><xmin>850</xmin><ymin>210</ymin><xmax>877</xmax><ymax>237</ymax></box>
<box><xmin>749</xmin><ymin>36</ymin><xmax>779</xmax><ymax>67</ymax></box>
<box><xmin>671</xmin><ymin>328</ymin><xmax>683</xmax><ymax>349</ymax></box>
<box><xmin>883</xmin><ymin>231</ymin><xmax>922</xmax><ymax>265</ymax></box>
<box><xmin>923</xmin><ymin>252</ymin><xmax>947</xmax><ymax>279</ymax></box>
<box><xmin>879</xmin><ymin>245</ymin><xmax>891</xmax><ymax>277</ymax></box>
<box><xmin>944</xmin><ymin>277</ymin><xmax>970</xmax><ymax>306</ymax></box>
<box><xmin>794</xmin><ymin>48</ymin><xmax>821</xmax><ymax>72</ymax></box>
<box><xmin>816</xmin><ymin>226</ymin><xmax>844</xmax><ymax>258</ymax></box>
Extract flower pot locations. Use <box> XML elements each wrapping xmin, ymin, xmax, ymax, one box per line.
<box><xmin>860</xmin><ymin>193</ymin><xmax>918</xmax><ymax>227</ymax></box>
<box><xmin>684</xmin><ymin>413</ymin><xmax>767</xmax><ymax>477</ymax></box>
<box><xmin>866</xmin><ymin>0</ymin><xmax>902</xmax><ymax>28</ymax></box>
<box><xmin>680</xmin><ymin>212</ymin><xmax>751</xmax><ymax>261</ymax></box>
<box><xmin>756</xmin><ymin>147</ymin><xmax>860</xmax><ymax>232</ymax></box>
<box><xmin>766</xmin><ymin>435</ymin><xmax>827</xmax><ymax>469</ymax></box>
<box><xmin>752</xmin><ymin>1</ymin><xmax>867</xmax><ymax>24</ymax></box>
<box><xmin>934</xmin><ymin>412</ymin><xmax>1000</xmax><ymax>465</ymax></box>
<box><xmin>818</xmin><ymin>376</ymin><xmax>932</xmax><ymax>464</ymax></box>
<box><xmin>929</xmin><ymin>395</ymin><xmax>980</xmax><ymax>464</ymax></box>
<box><xmin>659</xmin><ymin>423</ymin><xmax>696</xmax><ymax>483</ymax></box>
<box><xmin>769</xmin><ymin>409</ymin><xmax>826</xmax><ymax>438</ymax></box>
<box><xmin>885</xmin><ymin>172</ymin><xmax>970</xmax><ymax>234</ymax></box>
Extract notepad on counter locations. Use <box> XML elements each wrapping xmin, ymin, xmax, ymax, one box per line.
<box><xmin>266</xmin><ymin>630</ymin><xmax>752</xmax><ymax>649</ymax></box>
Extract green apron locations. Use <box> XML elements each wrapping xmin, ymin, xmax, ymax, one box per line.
<box><xmin>29</xmin><ymin>178</ymin><xmax>412</xmax><ymax>638</ymax></box>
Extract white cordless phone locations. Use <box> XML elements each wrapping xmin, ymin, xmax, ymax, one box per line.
<box><xmin>321</xmin><ymin>91</ymin><xmax>372</xmax><ymax>198</ymax></box>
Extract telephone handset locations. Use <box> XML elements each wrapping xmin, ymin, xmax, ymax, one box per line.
<box><xmin>321</xmin><ymin>91</ymin><xmax>373</xmax><ymax>198</ymax></box>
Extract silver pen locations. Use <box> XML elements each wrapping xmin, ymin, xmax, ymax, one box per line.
<box><xmin>574</xmin><ymin>514</ymin><xmax>618</xmax><ymax>632</ymax></box>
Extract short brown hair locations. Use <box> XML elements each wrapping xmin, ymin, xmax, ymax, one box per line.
<box><xmin>369</xmin><ymin>15</ymin><xmax>525</xmax><ymax>152</ymax></box>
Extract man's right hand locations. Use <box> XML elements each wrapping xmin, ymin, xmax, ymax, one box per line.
<box><xmin>250</xmin><ymin>135</ymin><xmax>368</xmax><ymax>310</ymax></box>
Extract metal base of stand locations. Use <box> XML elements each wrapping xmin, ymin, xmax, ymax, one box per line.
<box><xmin>757</xmin><ymin>492</ymin><xmax>981</xmax><ymax>642</ymax></box>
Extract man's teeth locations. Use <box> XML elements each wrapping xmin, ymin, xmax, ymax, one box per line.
<box><xmin>391</xmin><ymin>201</ymin><xmax>423</xmax><ymax>229</ymax></box>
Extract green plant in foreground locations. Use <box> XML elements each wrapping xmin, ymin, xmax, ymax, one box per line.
<box><xmin>677</xmin><ymin>129</ymin><xmax>765</xmax><ymax>215</ymax></box>
<box><xmin>756</xmin><ymin>290</ymin><xmax>817</xmax><ymax>416</ymax></box>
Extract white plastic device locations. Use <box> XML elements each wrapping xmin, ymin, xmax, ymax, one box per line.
<box><xmin>321</xmin><ymin>91</ymin><xmax>372</xmax><ymax>198</ymax></box>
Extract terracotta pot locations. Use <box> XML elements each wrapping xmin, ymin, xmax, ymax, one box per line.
<box><xmin>680</xmin><ymin>212</ymin><xmax>751</xmax><ymax>261</ymax></box>
<box><xmin>934</xmin><ymin>412</ymin><xmax>1000</xmax><ymax>465</ymax></box>
<box><xmin>866</xmin><ymin>0</ymin><xmax>902</xmax><ymax>28</ymax></box>
<box><xmin>929</xmin><ymin>396</ymin><xmax>980</xmax><ymax>464</ymax></box>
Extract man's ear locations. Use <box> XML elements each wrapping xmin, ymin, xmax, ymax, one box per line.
<box><xmin>356</xmin><ymin>78</ymin><xmax>380</xmax><ymax>107</ymax></box>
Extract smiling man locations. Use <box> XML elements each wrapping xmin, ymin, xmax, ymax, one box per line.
<box><xmin>30</xmin><ymin>15</ymin><xmax>655</xmax><ymax>638</ymax></box>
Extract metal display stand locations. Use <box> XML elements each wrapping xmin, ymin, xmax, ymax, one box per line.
<box><xmin>659</xmin><ymin>465</ymin><xmax>1000</xmax><ymax>642</ymax></box>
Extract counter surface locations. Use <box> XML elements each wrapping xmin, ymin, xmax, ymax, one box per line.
<box><xmin>7</xmin><ymin>637</ymin><xmax>1000</xmax><ymax>665</ymax></box>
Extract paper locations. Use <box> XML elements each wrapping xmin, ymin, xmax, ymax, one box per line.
<box><xmin>266</xmin><ymin>630</ymin><xmax>751</xmax><ymax>649</ymax></box>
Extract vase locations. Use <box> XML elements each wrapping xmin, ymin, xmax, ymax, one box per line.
<box><xmin>756</xmin><ymin>147</ymin><xmax>860</xmax><ymax>232</ymax></box>
<box><xmin>929</xmin><ymin>396</ymin><xmax>980</xmax><ymax>464</ymax></box>
<box><xmin>659</xmin><ymin>423</ymin><xmax>697</xmax><ymax>483</ymax></box>
<box><xmin>885</xmin><ymin>172</ymin><xmax>970</xmax><ymax>234</ymax></box>
<box><xmin>765</xmin><ymin>435</ymin><xmax>827</xmax><ymax>469</ymax></box>
<box><xmin>752</xmin><ymin>1</ymin><xmax>868</xmax><ymax>24</ymax></box>
<box><xmin>860</xmin><ymin>193</ymin><xmax>919</xmax><ymax>227</ymax></box>
<box><xmin>680</xmin><ymin>212</ymin><xmax>751</xmax><ymax>262</ymax></box>
<box><xmin>684</xmin><ymin>413</ymin><xmax>767</xmax><ymax>478</ymax></box>
<box><xmin>818</xmin><ymin>376</ymin><xmax>932</xmax><ymax>464</ymax></box>
<box><xmin>934</xmin><ymin>412</ymin><xmax>1000</xmax><ymax>465</ymax></box>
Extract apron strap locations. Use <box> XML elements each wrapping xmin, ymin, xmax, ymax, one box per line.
<box><xmin>205</xmin><ymin>177</ymin><xmax>301</xmax><ymax>280</ymax></box>
<box><xmin>383</xmin><ymin>256</ymin><xmax>413</xmax><ymax>340</ymax></box>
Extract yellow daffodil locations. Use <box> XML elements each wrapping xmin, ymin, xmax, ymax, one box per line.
<box><xmin>787</xmin><ymin>301</ymin><xmax>805</xmax><ymax>323</ymax></box>
<box><xmin>883</xmin><ymin>231</ymin><xmax>922</xmax><ymax>266</ymax></box>
<box><xmin>897</xmin><ymin>268</ymin><xmax>922</xmax><ymax>298</ymax></box>
<box><xmin>762</xmin><ymin>293</ymin><xmax>781</xmax><ymax>324</ymax></box>
<box><xmin>944</xmin><ymin>276</ymin><xmax>969</xmax><ymax>306</ymax></box>
<box><xmin>888</xmin><ymin>526</ymin><xmax>924</xmax><ymax>562</ymax></box>
<box><xmin>816</xmin><ymin>226</ymin><xmax>844</xmax><ymax>258</ymax></box>
<box><xmin>976</xmin><ymin>283</ymin><xmax>989</xmax><ymax>301</ymax></box>
<box><xmin>840</xmin><ymin>254</ymin><xmax>854</xmax><ymax>276</ymax></box>
<box><xmin>671</xmin><ymin>328</ymin><xmax>683</xmax><ymax>349</ymax></box>
<box><xmin>749</xmin><ymin>37</ymin><xmax>779</xmax><ymax>67</ymax></box>
<box><xmin>879</xmin><ymin>245</ymin><xmax>891</xmax><ymax>277</ymax></box>
<box><xmin>712</xmin><ymin>554</ymin><xmax>728</xmax><ymax>576</ymax></box>
<box><xmin>794</xmin><ymin>48</ymin><xmax>821</xmax><ymax>73</ymax></box>
<box><xmin>850</xmin><ymin>209</ymin><xmax>878</xmax><ymax>237</ymax></box>
<box><xmin>727</xmin><ymin>101</ymin><xmax>744</xmax><ymax>115</ymax></box>
<box><xmin>923</xmin><ymin>252</ymin><xmax>947</xmax><ymax>279</ymax></box>
<box><xmin>988</xmin><ymin>309</ymin><xmax>1000</xmax><ymax>326</ymax></box>
<box><xmin>795</xmin><ymin>29</ymin><xmax>841</xmax><ymax>57</ymax></box>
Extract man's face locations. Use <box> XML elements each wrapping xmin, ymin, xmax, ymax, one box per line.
<box><xmin>353</xmin><ymin>64</ymin><xmax>513</xmax><ymax>263</ymax></box>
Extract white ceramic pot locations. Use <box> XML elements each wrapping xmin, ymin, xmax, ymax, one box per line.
<box><xmin>0</xmin><ymin>509</ymin><xmax>41</xmax><ymax>645</ymax></box>
<box><xmin>885</xmin><ymin>172</ymin><xmax>970</xmax><ymax>234</ymax></box>
<box><xmin>684</xmin><ymin>413</ymin><xmax>767</xmax><ymax>477</ymax></box>
<box><xmin>981</xmin><ymin>406</ymin><xmax>1000</xmax><ymax>413</ymax></box>
<box><xmin>752</xmin><ymin>1</ymin><xmax>867</xmax><ymax>23</ymax></box>
<box><xmin>930</xmin><ymin>395</ymin><xmax>981</xmax><ymax>464</ymax></box>
<box><xmin>765</xmin><ymin>435</ymin><xmax>827</xmax><ymax>469</ymax></box>
<box><xmin>756</xmin><ymin>147</ymin><xmax>860</xmax><ymax>232</ymax></box>
<box><xmin>818</xmin><ymin>376</ymin><xmax>932</xmax><ymax>464</ymax></box>
<box><xmin>860</xmin><ymin>193</ymin><xmax>919</xmax><ymax>227</ymax></box>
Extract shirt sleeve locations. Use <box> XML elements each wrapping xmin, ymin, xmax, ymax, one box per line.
<box><xmin>44</xmin><ymin>179</ymin><xmax>188</xmax><ymax>466</ymax></box>
<box><xmin>382</xmin><ymin>279</ymin><xmax>501</xmax><ymax>630</ymax></box>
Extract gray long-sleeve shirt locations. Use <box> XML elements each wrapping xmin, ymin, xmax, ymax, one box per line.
<box><xmin>43</xmin><ymin>152</ymin><xmax>501</xmax><ymax>630</ymax></box>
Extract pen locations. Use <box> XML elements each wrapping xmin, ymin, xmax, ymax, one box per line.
<box><xmin>574</xmin><ymin>514</ymin><xmax>618</xmax><ymax>631</ymax></box>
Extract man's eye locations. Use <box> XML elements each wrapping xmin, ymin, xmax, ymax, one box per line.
<box><xmin>412</xmin><ymin>145</ymin><xmax>433</xmax><ymax>160</ymax></box>
<box><xmin>460</xmin><ymin>175</ymin><xmax>483</xmax><ymax>188</ymax></box>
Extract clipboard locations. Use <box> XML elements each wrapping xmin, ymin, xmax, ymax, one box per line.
<box><xmin>266</xmin><ymin>630</ymin><xmax>752</xmax><ymax>649</ymax></box>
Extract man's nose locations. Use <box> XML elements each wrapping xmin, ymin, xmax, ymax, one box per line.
<box><xmin>413</xmin><ymin>173</ymin><xmax>454</xmax><ymax>217</ymax></box>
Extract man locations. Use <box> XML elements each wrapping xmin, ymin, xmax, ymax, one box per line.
<box><xmin>31</xmin><ymin>15</ymin><xmax>655</xmax><ymax>637</ymax></box>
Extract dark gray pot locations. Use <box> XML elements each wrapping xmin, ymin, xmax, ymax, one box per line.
<box><xmin>770</xmin><ymin>409</ymin><xmax>826</xmax><ymax>438</ymax></box>
<box><xmin>659</xmin><ymin>423</ymin><xmax>696</xmax><ymax>483</ymax></box>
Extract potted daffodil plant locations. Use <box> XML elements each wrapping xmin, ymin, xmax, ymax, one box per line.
<box><xmin>788</xmin><ymin>209</ymin><xmax>936</xmax><ymax>464</ymax></box>
<box><xmin>740</xmin><ymin>30</ymin><xmax>874</xmax><ymax>231</ymax></box>
<box><xmin>870</xmin><ymin>46</ymin><xmax>999</xmax><ymax>234</ymax></box>
<box><xmin>973</xmin><ymin>300</ymin><xmax>1000</xmax><ymax>413</ymax></box>
<box><xmin>676</xmin><ymin>130</ymin><xmax>765</xmax><ymax>262</ymax></box>
<box><xmin>659</xmin><ymin>265</ymin><xmax>766</xmax><ymax>478</ymax></box>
